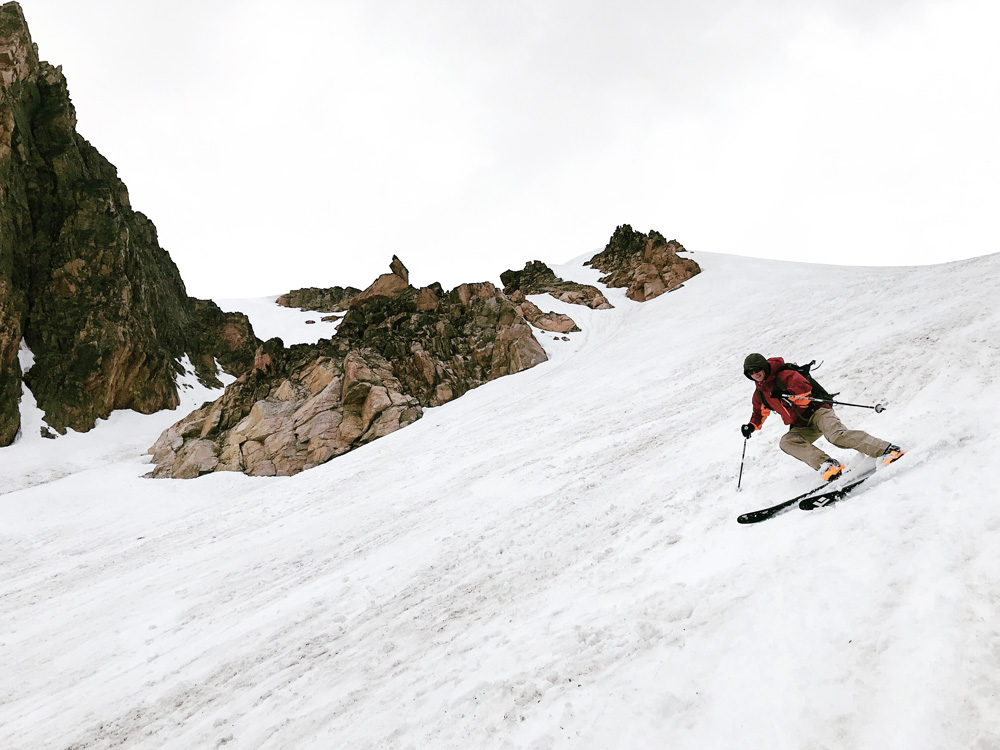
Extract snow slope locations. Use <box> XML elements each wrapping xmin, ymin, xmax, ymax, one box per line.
<box><xmin>2</xmin><ymin>251</ymin><xmax>999</xmax><ymax>750</ymax></box>
<box><xmin>0</xmin><ymin>355</ymin><xmax>233</xmax><ymax>497</ymax></box>
<box><xmin>216</xmin><ymin>296</ymin><xmax>342</xmax><ymax>346</ymax></box>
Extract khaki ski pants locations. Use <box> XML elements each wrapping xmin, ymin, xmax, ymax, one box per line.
<box><xmin>779</xmin><ymin>407</ymin><xmax>890</xmax><ymax>470</ymax></box>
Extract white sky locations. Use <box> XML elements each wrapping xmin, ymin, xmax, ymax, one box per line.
<box><xmin>18</xmin><ymin>0</ymin><xmax>1000</xmax><ymax>297</ymax></box>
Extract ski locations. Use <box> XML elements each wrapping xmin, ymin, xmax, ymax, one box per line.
<box><xmin>737</xmin><ymin>451</ymin><xmax>906</xmax><ymax>525</ymax></box>
<box><xmin>736</xmin><ymin>480</ymin><xmax>833</xmax><ymax>524</ymax></box>
<box><xmin>799</xmin><ymin>449</ymin><xmax>906</xmax><ymax>510</ymax></box>
<box><xmin>798</xmin><ymin>466</ymin><xmax>877</xmax><ymax>510</ymax></box>
<box><xmin>736</xmin><ymin>463</ymin><xmax>877</xmax><ymax>524</ymax></box>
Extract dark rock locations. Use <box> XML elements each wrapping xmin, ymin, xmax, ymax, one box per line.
<box><xmin>501</xmin><ymin>260</ymin><xmax>613</xmax><ymax>310</ymax></box>
<box><xmin>0</xmin><ymin>5</ymin><xmax>260</xmax><ymax>442</ymax></box>
<box><xmin>337</xmin><ymin>277</ymin><xmax>547</xmax><ymax>405</ymax></box>
<box><xmin>184</xmin><ymin>298</ymin><xmax>258</xmax><ymax>389</ymax></box>
<box><xmin>276</xmin><ymin>286</ymin><xmax>361</xmax><ymax>313</ymax></box>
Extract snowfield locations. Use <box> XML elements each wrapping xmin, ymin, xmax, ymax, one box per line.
<box><xmin>2</xmin><ymin>250</ymin><xmax>999</xmax><ymax>749</ymax></box>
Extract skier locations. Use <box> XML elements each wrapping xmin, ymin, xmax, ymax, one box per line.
<box><xmin>740</xmin><ymin>353</ymin><xmax>903</xmax><ymax>481</ymax></box>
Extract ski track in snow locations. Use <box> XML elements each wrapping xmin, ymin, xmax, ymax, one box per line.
<box><xmin>2</xmin><ymin>252</ymin><xmax>1000</xmax><ymax>749</ymax></box>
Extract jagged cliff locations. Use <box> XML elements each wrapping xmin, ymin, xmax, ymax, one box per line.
<box><xmin>0</xmin><ymin>3</ymin><xmax>258</xmax><ymax>443</ymax></box>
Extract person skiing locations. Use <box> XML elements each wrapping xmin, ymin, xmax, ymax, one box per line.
<box><xmin>740</xmin><ymin>353</ymin><xmax>903</xmax><ymax>481</ymax></box>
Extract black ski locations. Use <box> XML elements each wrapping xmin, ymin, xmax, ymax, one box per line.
<box><xmin>737</xmin><ymin>480</ymin><xmax>832</xmax><ymax>524</ymax></box>
<box><xmin>798</xmin><ymin>466</ymin><xmax>877</xmax><ymax>510</ymax></box>
<box><xmin>739</xmin><ymin>453</ymin><xmax>906</xmax><ymax>524</ymax></box>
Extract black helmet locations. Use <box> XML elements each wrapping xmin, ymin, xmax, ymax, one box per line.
<box><xmin>743</xmin><ymin>353</ymin><xmax>770</xmax><ymax>379</ymax></box>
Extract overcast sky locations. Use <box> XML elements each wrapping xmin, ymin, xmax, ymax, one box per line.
<box><xmin>19</xmin><ymin>0</ymin><xmax>1000</xmax><ymax>297</ymax></box>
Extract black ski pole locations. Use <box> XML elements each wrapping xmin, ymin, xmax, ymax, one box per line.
<box><xmin>801</xmin><ymin>395</ymin><xmax>886</xmax><ymax>413</ymax></box>
<box><xmin>737</xmin><ymin>436</ymin><xmax>748</xmax><ymax>492</ymax></box>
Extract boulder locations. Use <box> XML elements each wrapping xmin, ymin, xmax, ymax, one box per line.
<box><xmin>513</xmin><ymin>299</ymin><xmax>580</xmax><ymax>334</ymax></box>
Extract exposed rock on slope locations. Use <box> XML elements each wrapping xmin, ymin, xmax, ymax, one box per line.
<box><xmin>500</xmin><ymin>260</ymin><xmax>614</xmax><ymax>334</ymax></box>
<box><xmin>585</xmin><ymin>225</ymin><xmax>700</xmax><ymax>302</ymax></box>
<box><xmin>336</xmin><ymin>264</ymin><xmax>547</xmax><ymax>406</ymax></box>
<box><xmin>149</xmin><ymin>339</ymin><xmax>422</xmax><ymax>478</ymax></box>
<box><xmin>0</xmin><ymin>3</ymin><xmax>258</xmax><ymax>442</ymax></box>
<box><xmin>348</xmin><ymin>255</ymin><xmax>410</xmax><ymax>308</ymax></box>
<box><xmin>276</xmin><ymin>285</ymin><xmax>361</xmax><ymax>313</ymax></box>
<box><xmin>501</xmin><ymin>260</ymin><xmax>612</xmax><ymax>310</ymax></box>
<box><xmin>508</xmin><ymin>295</ymin><xmax>580</xmax><ymax>334</ymax></box>
<box><xmin>183</xmin><ymin>300</ymin><xmax>258</xmax><ymax>389</ymax></box>
<box><xmin>149</xmin><ymin>258</ymin><xmax>548</xmax><ymax>478</ymax></box>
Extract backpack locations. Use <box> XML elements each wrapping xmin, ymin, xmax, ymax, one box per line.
<box><xmin>773</xmin><ymin>360</ymin><xmax>839</xmax><ymax>404</ymax></box>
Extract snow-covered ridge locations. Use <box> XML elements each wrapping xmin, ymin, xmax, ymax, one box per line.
<box><xmin>1</xmin><ymin>251</ymin><xmax>998</xmax><ymax>749</ymax></box>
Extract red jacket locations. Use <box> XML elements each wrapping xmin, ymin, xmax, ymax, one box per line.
<box><xmin>748</xmin><ymin>357</ymin><xmax>828</xmax><ymax>430</ymax></box>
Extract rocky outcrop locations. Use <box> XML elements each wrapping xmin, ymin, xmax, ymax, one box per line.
<box><xmin>337</xmin><ymin>271</ymin><xmax>547</xmax><ymax>406</ymax></box>
<box><xmin>501</xmin><ymin>260</ymin><xmax>612</xmax><ymax>310</ymax></box>
<box><xmin>348</xmin><ymin>254</ymin><xmax>410</xmax><ymax>307</ymax></box>
<box><xmin>507</xmin><ymin>293</ymin><xmax>580</xmax><ymax>334</ymax></box>
<box><xmin>585</xmin><ymin>225</ymin><xmax>700</xmax><ymax>302</ymax></box>
<box><xmin>276</xmin><ymin>285</ymin><xmax>361</xmax><ymax>313</ymax></box>
<box><xmin>184</xmin><ymin>300</ymin><xmax>258</xmax><ymax>389</ymax></box>
<box><xmin>149</xmin><ymin>338</ymin><xmax>422</xmax><ymax>478</ymax></box>
<box><xmin>149</xmin><ymin>258</ymin><xmax>548</xmax><ymax>478</ymax></box>
<box><xmin>275</xmin><ymin>256</ymin><xmax>414</xmax><ymax>314</ymax></box>
<box><xmin>0</xmin><ymin>3</ymin><xmax>258</xmax><ymax>442</ymax></box>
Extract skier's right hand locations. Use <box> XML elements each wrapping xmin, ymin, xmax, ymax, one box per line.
<box><xmin>741</xmin><ymin>423</ymin><xmax>754</xmax><ymax>439</ymax></box>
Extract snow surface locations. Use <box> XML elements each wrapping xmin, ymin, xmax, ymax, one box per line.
<box><xmin>216</xmin><ymin>296</ymin><xmax>341</xmax><ymax>345</ymax></box>
<box><xmin>1</xmin><ymin>355</ymin><xmax>233</xmax><ymax>497</ymax></box>
<box><xmin>2</xmin><ymin>252</ymin><xmax>999</xmax><ymax>749</ymax></box>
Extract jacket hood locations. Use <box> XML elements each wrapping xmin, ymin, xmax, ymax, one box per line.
<box><xmin>743</xmin><ymin>354</ymin><xmax>785</xmax><ymax>380</ymax></box>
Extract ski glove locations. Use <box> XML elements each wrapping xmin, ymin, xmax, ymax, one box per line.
<box><xmin>741</xmin><ymin>423</ymin><xmax>754</xmax><ymax>439</ymax></box>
